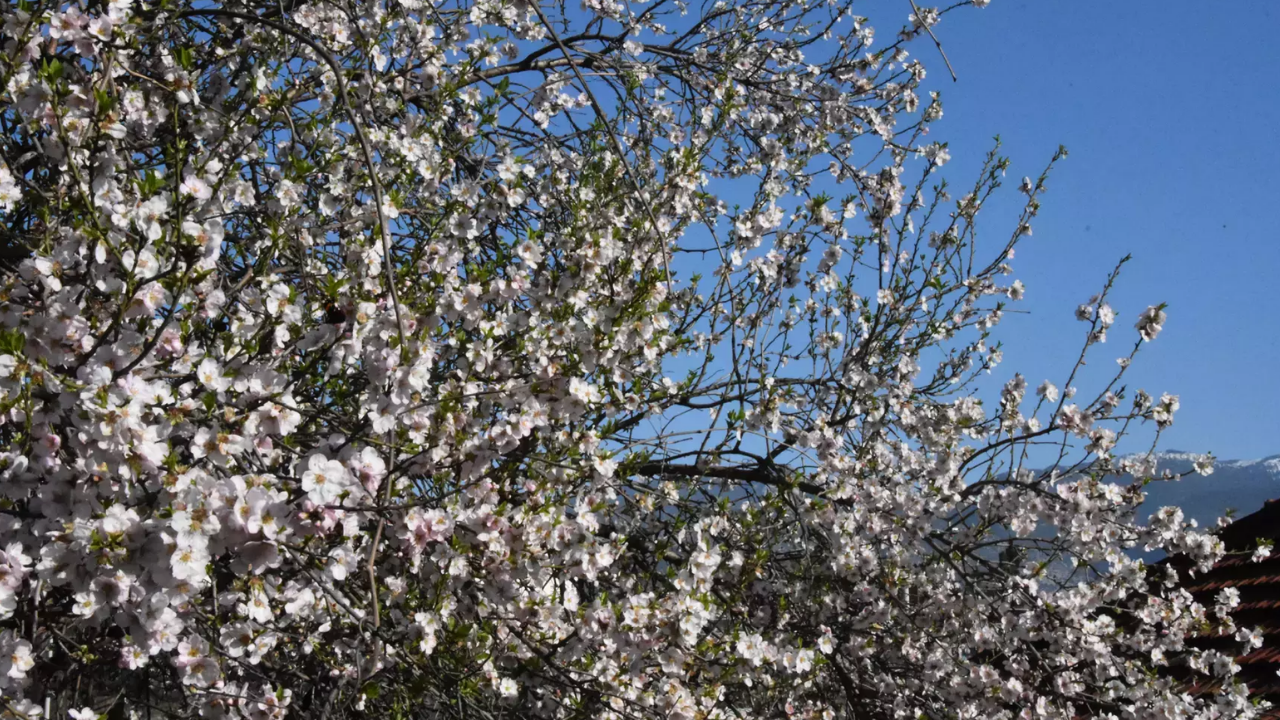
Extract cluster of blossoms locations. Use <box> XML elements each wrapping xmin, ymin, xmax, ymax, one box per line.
<box><xmin>0</xmin><ymin>0</ymin><xmax>1257</xmax><ymax>719</ymax></box>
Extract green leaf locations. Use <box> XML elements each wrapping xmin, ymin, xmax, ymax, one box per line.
<box><xmin>0</xmin><ymin>328</ymin><xmax>24</xmax><ymax>355</ymax></box>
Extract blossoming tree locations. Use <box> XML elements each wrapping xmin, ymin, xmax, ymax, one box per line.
<box><xmin>0</xmin><ymin>0</ymin><xmax>1254</xmax><ymax>718</ymax></box>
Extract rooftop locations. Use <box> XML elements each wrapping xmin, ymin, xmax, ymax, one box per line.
<box><xmin>1165</xmin><ymin>499</ymin><xmax>1280</xmax><ymax>714</ymax></box>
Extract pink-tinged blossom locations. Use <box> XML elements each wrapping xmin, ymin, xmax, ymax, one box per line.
<box><xmin>179</xmin><ymin>175</ymin><xmax>213</xmax><ymax>201</ymax></box>
<box><xmin>1137</xmin><ymin>305</ymin><xmax>1168</xmax><ymax>341</ymax></box>
<box><xmin>300</xmin><ymin>455</ymin><xmax>352</xmax><ymax>505</ymax></box>
<box><xmin>0</xmin><ymin>163</ymin><xmax>20</xmax><ymax>211</ymax></box>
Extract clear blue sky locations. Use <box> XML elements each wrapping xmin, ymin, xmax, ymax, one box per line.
<box><xmin>920</xmin><ymin>0</ymin><xmax>1280</xmax><ymax>460</ymax></box>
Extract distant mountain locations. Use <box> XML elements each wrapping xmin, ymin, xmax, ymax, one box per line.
<box><xmin>963</xmin><ymin>451</ymin><xmax>1280</xmax><ymax>576</ymax></box>
<box><xmin>1132</xmin><ymin>451</ymin><xmax>1280</xmax><ymax>527</ymax></box>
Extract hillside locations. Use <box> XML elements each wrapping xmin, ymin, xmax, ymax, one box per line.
<box><xmin>1135</xmin><ymin>451</ymin><xmax>1280</xmax><ymax>526</ymax></box>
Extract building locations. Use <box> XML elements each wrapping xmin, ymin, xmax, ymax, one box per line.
<box><xmin>1163</xmin><ymin>499</ymin><xmax>1280</xmax><ymax>716</ymax></box>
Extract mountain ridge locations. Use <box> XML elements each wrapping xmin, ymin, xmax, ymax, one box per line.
<box><xmin>1128</xmin><ymin>450</ymin><xmax>1280</xmax><ymax>526</ymax></box>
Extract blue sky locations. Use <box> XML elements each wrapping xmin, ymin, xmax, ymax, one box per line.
<box><xmin>918</xmin><ymin>0</ymin><xmax>1280</xmax><ymax>460</ymax></box>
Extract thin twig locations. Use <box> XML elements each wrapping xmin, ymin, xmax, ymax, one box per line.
<box><xmin>178</xmin><ymin>9</ymin><xmax>410</xmax><ymax>360</ymax></box>
<box><xmin>907</xmin><ymin>0</ymin><xmax>957</xmax><ymax>82</ymax></box>
<box><xmin>527</xmin><ymin>2</ymin><xmax>674</xmax><ymax>286</ymax></box>
<box><xmin>363</xmin><ymin>434</ymin><xmax>397</xmax><ymax>681</ymax></box>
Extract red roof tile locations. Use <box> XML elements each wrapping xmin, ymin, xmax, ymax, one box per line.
<box><xmin>1161</xmin><ymin>499</ymin><xmax>1280</xmax><ymax>713</ymax></box>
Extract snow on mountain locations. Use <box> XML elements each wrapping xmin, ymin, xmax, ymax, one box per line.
<box><xmin>1133</xmin><ymin>451</ymin><xmax>1280</xmax><ymax>527</ymax></box>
